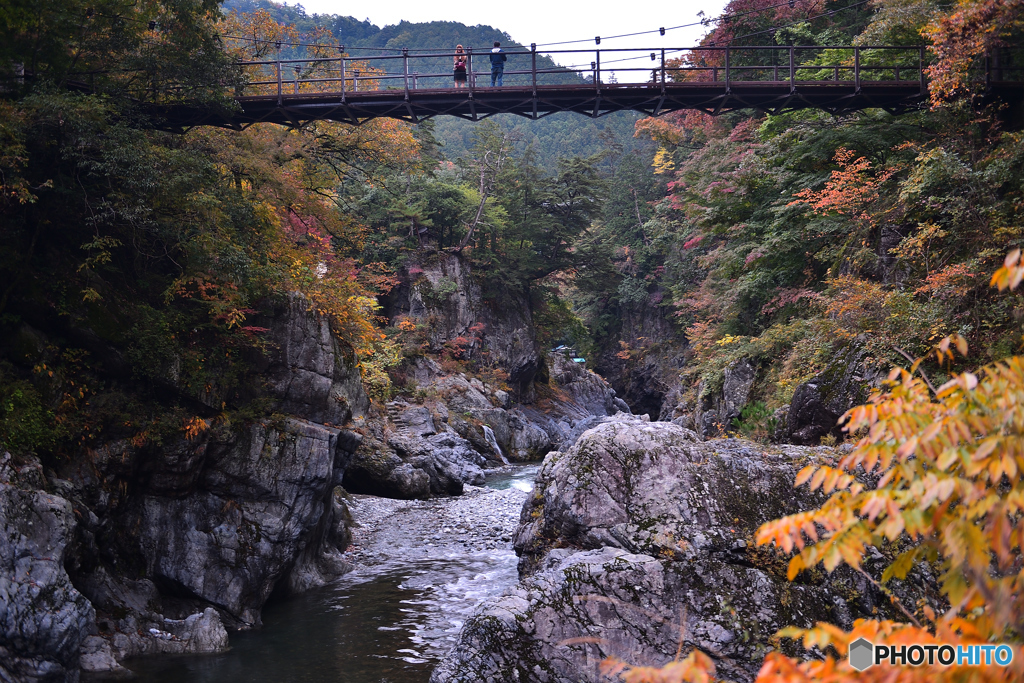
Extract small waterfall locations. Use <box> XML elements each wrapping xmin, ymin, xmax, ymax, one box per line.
<box><xmin>482</xmin><ymin>425</ymin><xmax>509</xmax><ymax>464</ymax></box>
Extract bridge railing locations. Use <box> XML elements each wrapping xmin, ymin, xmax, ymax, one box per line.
<box><xmin>228</xmin><ymin>44</ymin><xmax>966</xmax><ymax>100</ymax></box>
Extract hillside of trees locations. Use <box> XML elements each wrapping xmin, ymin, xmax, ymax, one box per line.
<box><xmin>572</xmin><ymin>0</ymin><xmax>1024</xmax><ymax>423</ymax></box>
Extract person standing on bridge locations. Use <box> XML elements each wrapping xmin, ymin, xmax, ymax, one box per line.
<box><xmin>490</xmin><ymin>41</ymin><xmax>507</xmax><ymax>87</ymax></box>
<box><xmin>454</xmin><ymin>45</ymin><xmax>468</xmax><ymax>88</ymax></box>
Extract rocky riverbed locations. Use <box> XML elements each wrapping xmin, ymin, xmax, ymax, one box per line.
<box><xmin>122</xmin><ymin>470</ymin><xmax>534</xmax><ymax>682</ymax></box>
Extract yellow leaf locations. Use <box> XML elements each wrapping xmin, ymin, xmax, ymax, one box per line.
<box><xmin>787</xmin><ymin>554</ymin><xmax>805</xmax><ymax>581</ymax></box>
<box><xmin>794</xmin><ymin>465</ymin><xmax>815</xmax><ymax>487</ymax></box>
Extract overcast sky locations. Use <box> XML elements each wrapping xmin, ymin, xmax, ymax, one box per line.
<box><xmin>281</xmin><ymin>0</ymin><xmax>730</xmax><ymax>56</ymax></box>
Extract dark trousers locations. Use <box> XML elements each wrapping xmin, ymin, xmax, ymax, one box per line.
<box><xmin>491</xmin><ymin>66</ymin><xmax>504</xmax><ymax>87</ymax></box>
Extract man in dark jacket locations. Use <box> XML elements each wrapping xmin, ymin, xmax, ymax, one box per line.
<box><xmin>489</xmin><ymin>41</ymin><xmax>507</xmax><ymax>87</ymax></box>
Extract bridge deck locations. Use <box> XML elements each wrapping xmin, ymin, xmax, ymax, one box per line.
<box><xmin>156</xmin><ymin>80</ymin><xmax>939</xmax><ymax>130</ymax></box>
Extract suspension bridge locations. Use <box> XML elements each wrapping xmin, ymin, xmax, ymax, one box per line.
<box><xmin>143</xmin><ymin>44</ymin><xmax>1021</xmax><ymax>130</ymax></box>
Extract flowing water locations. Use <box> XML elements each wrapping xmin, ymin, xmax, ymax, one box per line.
<box><xmin>123</xmin><ymin>464</ymin><xmax>542</xmax><ymax>683</ymax></box>
<box><xmin>484</xmin><ymin>463</ymin><xmax>541</xmax><ymax>492</ymax></box>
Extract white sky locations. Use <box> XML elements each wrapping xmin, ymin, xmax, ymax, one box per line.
<box><xmin>281</xmin><ymin>0</ymin><xmax>730</xmax><ymax>80</ymax></box>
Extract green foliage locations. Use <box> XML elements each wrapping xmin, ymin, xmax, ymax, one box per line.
<box><xmin>730</xmin><ymin>401</ymin><xmax>776</xmax><ymax>442</ymax></box>
<box><xmin>0</xmin><ymin>364</ymin><xmax>59</xmax><ymax>455</ymax></box>
<box><xmin>420</xmin><ymin>276</ymin><xmax>460</xmax><ymax>308</ymax></box>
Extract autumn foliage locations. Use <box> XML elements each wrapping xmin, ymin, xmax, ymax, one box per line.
<box><xmin>608</xmin><ymin>253</ymin><xmax>1024</xmax><ymax>682</ymax></box>
<box><xmin>923</xmin><ymin>0</ymin><xmax>1024</xmax><ymax>101</ymax></box>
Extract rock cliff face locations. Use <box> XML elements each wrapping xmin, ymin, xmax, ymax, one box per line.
<box><xmin>693</xmin><ymin>358</ymin><xmax>757</xmax><ymax>439</ymax></box>
<box><xmin>782</xmin><ymin>346</ymin><xmax>877</xmax><ymax>446</ymax></box>
<box><xmin>0</xmin><ymin>479</ymin><xmax>94</xmax><ymax>683</ymax></box>
<box><xmin>0</xmin><ymin>294</ymin><xmax>368</xmax><ymax>679</ymax></box>
<box><xmin>432</xmin><ymin>417</ymin><xmax>925</xmax><ymax>683</ymax></box>
<box><xmin>386</xmin><ymin>253</ymin><xmax>540</xmax><ymax>396</ymax></box>
<box><xmin>592</xmin><ymin>291</ymin><xmax>687</xmax><ymax>420</ymax></box>
<box><xmin>257</xmin><ymin>294</ymin><xmax>371</xmax><ymax>424</ymax></box>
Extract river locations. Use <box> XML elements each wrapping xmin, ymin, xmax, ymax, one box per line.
<box><xmin>122</xmin><ymin>464</ymin><xmax>541</xmax><ymax>683</ymax></box>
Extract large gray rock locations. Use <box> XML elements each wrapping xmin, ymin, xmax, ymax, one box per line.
<box><xmin>0</xmin><ymin>482</ymin><xmax>94</xmax><ymax>683</ymax></box>
<box><xmin>545</xmin><ymin>353</ymin><xmax>625</xmax><ymax>420</ymax></box>
<box><xmin>126</xmin><ymin>419</ymin><xmax>355</xmax><ymax>626</ymax></box>
<box><xmin>432</xmin><ymin>419</ymin><xmax>903</xmax><ymax>683</ymax></box>
<box><xmin>72</xmin><ymin>566</ymin><xmax>228</xmax><ymax>668</ymax></box>
<box><xmin>508</xmin><ymin>353</ymin><xmax>629</xmax><ymax>460</ymax></box>
<box><xmin>258</xmin><ymin>292</ymin><xmax>370</xmax><ymax>425</ymax></box>
<box><xmin>694</xmin><ymin>358</ymin><xmax>756</xmax><ymax>439</ymax></box>
<box><xmin>343</xmin><ymin>427</ymin><xmax>487</xmax><ymax>499</ymax></box>
<box><xmin>63</xmin><ymin>418</ymin><xmax>361</xmax><ymax>631</ymax></box>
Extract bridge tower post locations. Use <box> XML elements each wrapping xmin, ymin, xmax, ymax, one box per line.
<box><xmin>661</xmin><ymin>49</ymin><xmax>666</xmax><ymax>92</ymax></box>
<box><xmin>531</xmin><ymin>43</ymin><xmax>538</xmax><ymax>119</ymax></box>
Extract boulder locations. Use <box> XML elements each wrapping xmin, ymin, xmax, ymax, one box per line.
<box><xmin>0</xmin><ymin>482</ymin><xmax>95</xmax><ymax>683</ymax></box>
<box><xmin>785</xmin><ymin>347</ymin><xmax>874</xmax><ymax>445</ymax></box>
<box><xmin>694</xmin><ymin>358</ymin><xmax>756</xmax><ymax>439</ymax></box>
<box><xmin>390</xmin><ymin>432</ymin><xmax>487</xmax><ymax>494</ymax></box>
<box><xmin>343</xmin><ymin>429</ymin><xmax>487</xmax><ymax>499</ymax></box>
<box><xmin>433</xmin><ymin>418</ymin><xmax>921</xmax><ymax>683</ymax></box>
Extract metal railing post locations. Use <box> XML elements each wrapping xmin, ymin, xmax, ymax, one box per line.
<box><xmin>403</xmin><ymin>48</ymin><xmax>409</xmax><ymax>98</ymax></box>
<box><xmin>340</xmin><ymin>53</ymin><xmax>346</xmax><ymax>100</ymax></box>
<box><xmin>294</xmin><ymin>64</ymin><xmax>300</xmax><ymax>94</ymax></box>
<box><xmin>854</xmin><ymin>46</ymin><xmax>860</xmax><ymax>91</ymax></box>
<box><xmin>276</xmin><ymin>59</ymin><xmax>282</xmax><ymax>104</ymax></box>
<box><xmin>596</xmin><ymin>50</ymin><xmax>601</xmax><ymax>90</ymax></box>
<box><xmin>725</xmin><ymin>47</ymin><xmax>731</xmax><ymax>90</ymax></box>
<box><xmin>789</xmin><ymin>46</ymin><xmax>795</xmax><ymax>91</ymax></box>
<box><xmin>468</xmin><ymin>47</ymin><xmax>474</xmax><ymax>89</ymax></box>
<box><xmin>661</xmin><ymin>48</ymin><xmax>666</xmax><ymax>92</ymax></box>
